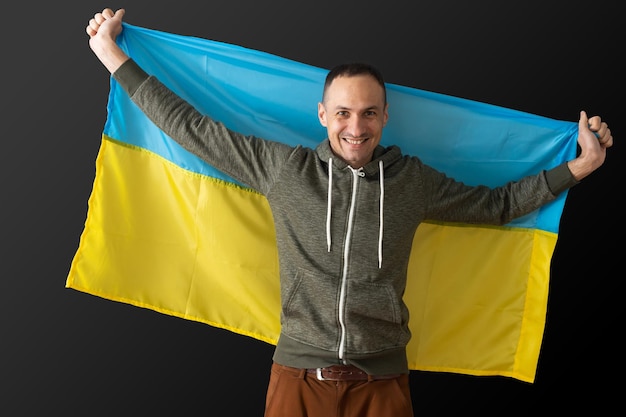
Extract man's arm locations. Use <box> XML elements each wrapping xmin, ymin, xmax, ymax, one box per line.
<box><xmin>85</xmin><ymin>8</ymin><xmax>613</xmax><ymax>181</ymax></box>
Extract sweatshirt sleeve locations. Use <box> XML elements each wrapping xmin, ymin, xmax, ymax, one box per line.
<box><xmin>112</xmin><ymin>58</ymin><xmax>150</xmax><ymax>96</ymax></box>
<box><xmin>111</xmin><ymin>59</ymin><xmax>579</xmax><ymax>198</ymax></box>
<box><xmin>544</xmin><ymin>162</ymin><xmax>579</xmax><ymax>195</ymax></box>
<box><xmin>109</xmin><ymin>58</ymin><xmax>295</xmax><ymax>194</ymax></box>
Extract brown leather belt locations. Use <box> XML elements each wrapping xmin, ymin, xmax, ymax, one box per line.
<box><xmin>306</xmin><ymin>365</ymin><xmax>402</xmax><ymax>381</ymax></box>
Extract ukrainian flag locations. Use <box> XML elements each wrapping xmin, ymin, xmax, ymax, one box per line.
<box><xmin>66</xmin><ymin>23</ymin><xmax>578</xmax><ymax>383</ymax></box>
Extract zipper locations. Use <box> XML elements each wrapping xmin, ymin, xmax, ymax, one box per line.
<box><xmin>338</xmin><ymin>167</ymin><xmax>365</xmax><ymax>362</ymax></box>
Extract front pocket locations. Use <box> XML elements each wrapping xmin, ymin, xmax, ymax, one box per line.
<box><xmin>282</xmin><ymin>268</ymin><xmax>341</xmax><ymax>350</ymax></box>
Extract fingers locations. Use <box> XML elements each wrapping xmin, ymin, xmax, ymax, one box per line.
<box><xmin>598</xmin><ymin>125</ymin><xmax>613</xmax><ymax>148</ymax></box>
<box><xmin>86</xmin><ymin>10</ymin><xmax>106</xmax><ymax>37</ymax></box>
<box><xmin>590</xmin><ymin>118</ymin><xmax>613</xmax><ymax>148</ymax></box>
<box><xmin>93</xmin><ymin>8</ymin><xmax>112</xmax><ymax>28</ymax></box>
<box><xmin>587</xmin><ymin>114</ymin><xmax>601</xmax><ymax>131</ymax></box>
<box><xmin>578</xmin><ymin>110</ymin><xmax>590</xmax><ymax>135</ymax></box>
<box><xmin>86</xmin><ymin>19</ymin><xmax>98</xmax><ymax>37</ymax></box>
<box><xmin>86</xmin><ymin>8</ymin><xmax>125</xmax><ymax>37</ymax></box>
<box><xmin>102</xmin><ymin>8</ymin><xmax>115</xmax><ymax>19</ymax></box>
<box><xmin>580</xmin><ymin>110</ymin><xmax>614</xmax><ymax>149</ymax></box>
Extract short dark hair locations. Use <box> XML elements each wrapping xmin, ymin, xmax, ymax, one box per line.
<box><xmin>322</xmin><ymin>62</ymin><xmax>387</xmax><ymax>104</ymax></box>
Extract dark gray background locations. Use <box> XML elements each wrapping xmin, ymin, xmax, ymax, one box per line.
<box><xmin>3</xmin><ymin>1</ymin><xmax>620</xmax><ymax>415</ymax></box>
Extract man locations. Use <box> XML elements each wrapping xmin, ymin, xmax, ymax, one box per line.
<box><xmin>86</xmin><ymin>8</ymin><xmax>613</xmax><ymax>417</ymax></box>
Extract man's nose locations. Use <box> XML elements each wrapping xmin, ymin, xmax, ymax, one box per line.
<box><xmin>348</xmin><ymin>116</ymin><xmax>367</xmax><ymax>137</ymax></box>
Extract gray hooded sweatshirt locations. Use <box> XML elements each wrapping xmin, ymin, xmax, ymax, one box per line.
<box><xmin>113</xmin><ymin>59</ymin><xmax>577</xmax><ymax>375</ymax></box>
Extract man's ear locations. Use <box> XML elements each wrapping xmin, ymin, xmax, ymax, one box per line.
<box><xmin>383</xmin><ymin>102</ymin><xmax>389</xmax><ymax>127</ymax></box>
<box><xmin>318</xmin><ymin>102</ymin><xmax>327</xmax><ymax>127</ymax></box>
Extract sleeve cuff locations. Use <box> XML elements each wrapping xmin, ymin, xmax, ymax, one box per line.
<box><xmin>112</xmin><ymin>58</ymin><xmax>150</xmax><ymax>97</ymax></box>
<box><xmin>545</xmin><ymin>161</ymin><xmax>579</xmax><ymax>195</ymax></box>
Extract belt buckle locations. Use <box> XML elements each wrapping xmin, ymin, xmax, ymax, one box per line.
<box><xmin>316</xmin><ymin>368</ymin><xmax>326</xmax><ymax>381</ymax></box>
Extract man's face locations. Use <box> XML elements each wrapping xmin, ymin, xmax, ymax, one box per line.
<box><xmin>318</xmin><ymin>74</ymin><xmax>388</xmax><ymax>169</ymax></box>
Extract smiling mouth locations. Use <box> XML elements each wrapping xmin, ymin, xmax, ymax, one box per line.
<box><xmin>344</xmin><ymin>137</ymin><xmax>368</xmax><ymax>145</ymax></box>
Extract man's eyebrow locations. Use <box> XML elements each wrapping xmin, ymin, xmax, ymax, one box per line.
<box><xmin>334</xmin><ymin>105</ymin><xmax>381</xmax><ymax>111</ymax></box>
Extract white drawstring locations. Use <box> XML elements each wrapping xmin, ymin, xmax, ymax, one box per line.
<box><xmin>378</xmin><ymin>160</ymin><xmax>384</xmax><ymax>268</ymax></box>
<box><xmin>326</xmin><ymin>158</ymin><xmax>333</xmax><ymax>252</ymax></box>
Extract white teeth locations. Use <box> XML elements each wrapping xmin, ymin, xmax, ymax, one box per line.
<box><xmin>345</xmin><ymin>138</ymin><xmax>364</xmax><ymax>145</ymax></box>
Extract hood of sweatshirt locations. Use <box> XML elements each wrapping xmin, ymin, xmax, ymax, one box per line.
<box><xmin>315</xmin><ymin>139</ymin><xmax>404</xmax><ymax>268</ymax></box>
<box><xmin>314</xmin><ymin>139</ymin><xmax>403</xmax><ymax>174</ymax></box>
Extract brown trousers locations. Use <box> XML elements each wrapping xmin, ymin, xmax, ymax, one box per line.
<box><xmin>264</xmin><ymin>363</ymin><xmax>414</xmax><ymax>417</ymax></box>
